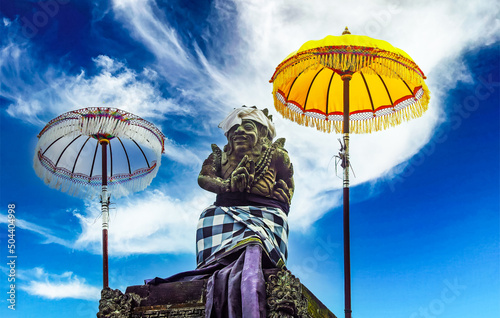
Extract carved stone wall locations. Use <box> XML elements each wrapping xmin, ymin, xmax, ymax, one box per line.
<box><xmin>97</xmin><ymin>287</ymin><xmax>141</xmax><ymax>318</ymax></box>
<box><xmin>97</xmin><ymin>269</ymin><xmax>336</xmax><ymax>318</ymax></box>
<box><xmin>266</xmin><ymin>269</ymin><xmax>310</xmax><ymax>317</ymax></box>
<box><xmin>264</xmin><ymin>269</ymin><xmax>336</xmax><ymax>318</ymax></box>
<box><xmin>130</xmin><ymin>306</ymin><xmax>205</xmax><ymax>318</ymax></box>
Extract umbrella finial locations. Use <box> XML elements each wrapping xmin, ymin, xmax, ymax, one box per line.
<box><xmin>342</xmin><ymin>27</ymin><xmax>351</xmax><ymax>35</ymax></box>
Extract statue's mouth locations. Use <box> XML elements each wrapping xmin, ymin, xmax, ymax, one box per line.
<box><xmin>232</xmin><ymin>135</ymin><xmax>248</xmax><ymax>142</ymax></box>
<box><xmin>273</xmin><ymin>300</ymin><xmax>296</xmax><ymax>315</ymax></box>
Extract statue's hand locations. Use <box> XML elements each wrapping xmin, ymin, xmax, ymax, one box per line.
<box><xmin>230</xmin><ymin>155</ymin><xmax>255</xmax><ymax>192</ymax></box>
<box><xmin>272</xmin><ymin>179</ymin><xmax>291</xmax><ymax>203</ymax></box>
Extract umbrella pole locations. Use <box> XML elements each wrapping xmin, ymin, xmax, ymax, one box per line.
<box><xmin>100</xmin><ymin>139</ymin><xmax>110</xmax><ymax>289</ymax></box>
<box><xmin>342</xmin><ymin>74</ymin><xmax>352</xmax><ymax>318</ymax></box>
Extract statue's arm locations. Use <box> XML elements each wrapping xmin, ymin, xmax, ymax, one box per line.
<box><xmin>198</xmin><ymin>146</ymin><xmax>230</xmax><ymax>194</ymax></box>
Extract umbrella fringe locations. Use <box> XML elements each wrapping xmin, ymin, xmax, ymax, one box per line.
<box><xmin>33</xmin><ymin>149</ymin><xmax>162</xmax><ymax>200</ymax></box>
<box><xmin>273</xmin><ymin>86</ymin><xmax>430</xmax><ymax>134</ymax></box>
<box><xmin>272</xmin><ymin>49</ymin><xmax>425</xmax><ymax>90</ymax></box>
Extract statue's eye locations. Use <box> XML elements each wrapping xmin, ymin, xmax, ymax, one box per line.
<box><xmin>244</xmin><ymin>124</ymin><xmax>254</xmax><ymax>130</ymax></box>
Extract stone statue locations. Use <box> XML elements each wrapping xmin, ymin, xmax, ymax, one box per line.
<box><xmin>97</xmin><ymin>107</ymin><xmax>336</xmax><ymax>318</ymax></box>
<box><xmin>199</xmin><ymin>106</ymin><xmax>294</xmax><ymax>209</ymax></box>
<box><xmin>144</xmin><ymin>106</ymin><xmax>297</xmax><ymax>318</ymax></box>
<box><xmin>196</xmin><ymin>106</ymin><xmax>294</xmax><ymax>269</ymax></box>
<box><xmin>192</xmin><ymin>106</ymin><xmax>295</xmax><ymax>317</ymax></box>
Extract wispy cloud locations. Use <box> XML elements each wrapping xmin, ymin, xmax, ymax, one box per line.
<box><xmin>0</xmin><ymin>186</ymin><xmax>211</xmax><ymax>256</ymax></box>
<box><xmin>195</xmin><ymin>0</ymin><xmax>499</xmax><ymax>228</ymax></box>
<box><xmin>17</xmin><ymin>267</ymin><xmax>100</xmax><ymax>300</ymax></box>
<box><xmin>1</xmin><ymin>46</ymin><xmax>184</xmax><ymax>125</ymax></box>
<box><xmin>1</xmin><ymin>0</ymin><xmax>499</xmax><ymax>253</ymax></box>
<box><xmin>112</xmin><ymin>0</ymin><xmax>196</xmax><ymax>76</ymax></box>
<box><xmin>0</xmin><ymin>16</ymin><xmax>185</xmax><ymax>125</ymax></box>
<box><xmin>73</xmin><ymin>189</ymin><xmax>213</xmax><ymax>255</ymax></box>
<box><xmin>111</xmin><ymin>0</ymin><xmax>242</xmax><ymax>124</ymax></box>
<box><xmin>163</xmin><ymin>137</ymin><xmax>204</xmax><ymax>167</ymax></box>
<box><xmin>0</xmin><ymin>214</ymin><xmax>73</xmax><ymax>247</ymax></box>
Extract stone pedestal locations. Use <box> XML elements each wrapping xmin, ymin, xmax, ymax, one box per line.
<box><xmin>97</xmin><ymin>268</ymin><xmax>336</xmax><ymax>318</ymax></box>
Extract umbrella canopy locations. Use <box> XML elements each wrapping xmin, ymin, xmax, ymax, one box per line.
<box><xmin>34</xmin><ymin>107</ymin><xmax>165</xmax><ymax>199</ymax></box>
<box><xmin>270</xmin><ymin>28</ymin><xmax>430</xmax><ymax>318</ymax></box>
<box><xmin>270</xmin><ymin>29</ymin><xmax>430</xmax><ymax>133</ymax></box>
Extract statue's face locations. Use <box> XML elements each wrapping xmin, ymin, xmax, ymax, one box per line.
<box><xmin>228</xmin><ymin>119</ymin><xmax>259</xmax><ymax>154</ymax></box>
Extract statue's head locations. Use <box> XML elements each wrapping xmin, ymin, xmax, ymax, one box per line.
<box><xmin>219</xmin><ymin>106</ymin><xmax>275</xmax><ymax>156</ymax></box>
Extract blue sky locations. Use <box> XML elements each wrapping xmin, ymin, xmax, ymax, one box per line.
<box><xmin>0</xmin><ymin>0</ymin><xmax>499</xmax><ymax>317</ymax></box>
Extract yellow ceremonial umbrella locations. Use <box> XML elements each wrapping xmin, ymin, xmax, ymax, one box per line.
<box><xmin>270</xmin><ymin>27</ymin><xmax>430</xmax><ymax>318</ymax></box>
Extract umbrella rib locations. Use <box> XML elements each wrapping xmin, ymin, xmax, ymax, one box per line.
<box><xmin>286</xmin><ymin>74</ymin><xmax>300</xmax><ymax>101</ymax></box>
<box><xmin>377</xmin><ymin>74</ymin><xmax>394</xmax><ymax>106</ymax></box>
<box><xmin>42</xmin><ymin>135</ymin><xmax>65</xmax><ymax>155</ymax></box>
<box><xmin>303</xmin><ymin>68</ymin><xmax>324</xmax><ymax>112</ymax></box>
<box><xmin>109</xmin><ymin>141</ymin><xmax>113</xmax><ymax>177</ymax></box>
<box><xmin>89</xmin><ymin>140</ymin><xmax>99</xmax><ymax>178</ymax></box>
<box><xmin>372</xmin><ymin>62</ymin><xmax>414</xmax><ymax>96</ymax></box>
<box><xmin>401</xmin><ymin>77</ymin><xmax>415</xmax><ymax>96</ymax></box>
<box><xmin>325</xmin><ymin>71</ymin><xmax>335</xmax><ymax>116</ymax></box>
<box><xmin>360</xmin><ymin>72</ymin><xmax>375</xmax><ymax>112</ymax></box>
<box><xmin>131</xmin><ymin>138</ymin><xmax>150</xmax><ymax>168</ymax></box>
<box><xmin>117</xmin><ymin>137</ymin><xmax>132</xmax><ymax>175</ymax></box>
<box><xmin>71</xmin><ymin>136</ymin><xmax>91</xmax><ymax>174</ymax></box>
<box><xmin>55</xmin><ymin>135</ymin><xmax>82</xmax><ymax>167</ymax></box>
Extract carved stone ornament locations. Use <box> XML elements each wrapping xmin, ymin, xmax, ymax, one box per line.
<box><xmin>97</xmin><ymin>287</ymin><xmax>141</xmax><ymax>318</ymax></box>
<box><xmin>266</xmin><ymin>269</ymin><xmax>311</xmax><ymax>318</ymax></box>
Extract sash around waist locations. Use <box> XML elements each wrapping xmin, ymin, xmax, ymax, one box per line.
<box><xmin>215</xmin><ymin>192</ymin><xmax>289</xmax><ymax>214</ymax></box>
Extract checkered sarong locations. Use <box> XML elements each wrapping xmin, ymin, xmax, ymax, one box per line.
<box><xmin>196</xmin><ymin>205</ymin><xmax>289</xmax><ymax>269</ymax></box>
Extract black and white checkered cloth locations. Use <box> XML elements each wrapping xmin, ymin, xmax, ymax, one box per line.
<box><xmin>196</xmin><ymin>205</ymin><xmax>289</xmax><ymax>269</ymax></box>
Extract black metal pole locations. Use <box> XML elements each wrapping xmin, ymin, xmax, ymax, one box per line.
<box><xmin>100</xmin><ymin>139</ymin><xmax>109</xmax><ymax>289</ymax></box>
<box><xmin>342</xmin><ymin>74</ymin><xmax>352</xmax><ymax>318</ymax></box>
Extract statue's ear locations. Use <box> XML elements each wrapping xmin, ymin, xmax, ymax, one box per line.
<box><xmin>256</xmin><ymin>123</ymin><xmax>267</xmax><ymax>137</ymax></box>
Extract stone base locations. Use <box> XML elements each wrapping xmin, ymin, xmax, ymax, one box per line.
<box><xmin>131</xmin><ymin>306</ymin><xmax>205</xmax><ymax>318</ymax></box>
<box><xmin>97</xmin><ymin>268</ymin><xmax>336</xmax><ymax>318</ymax></box>
<box><xmin>126</xmin><ymin>279</ymin><xmax>206</xmax><ymax>318</ymax></box>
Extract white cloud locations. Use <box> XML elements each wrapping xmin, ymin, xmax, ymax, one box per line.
<box><xmin>0</xmin><ymin>214</ymin><xmax>73</xmax><ymax>247</ymax></box>
<box><xmin>164</xmin><ymin>137</ymin><xmax>204</xmax><ymax>167</ymax></box>
<box><xmin>73</xmin><ymin>189</ymin><xmax>213</xmax><ymax>255</ymax></box>
<box><xmin>194</xmin><ymin>0</ymin><xmax>499</xmax><ymax>228</ymax></box>
<box><xmin>110</xmin><ymin>0</ymin><xmax>244</xmax><ymax>125</ymax></box>
<box><xmin>18</xmin><ymin>267</ymin><xmax>100</xmax><ymax>300</ymax></box>
<box><xmin>2</xmin><ymin>0</ymin><xmax>499</xmax><ymax>252</ymax></box>
<box><xmin>112</xmin><ymin>0</ymin><xmax>196</xmax><ymax>78</ymax></box>
<box><xmin>3</xmin><ymin>17</ymin><xmax>11</xmax><ymax>27</ymax></box>
<box><xmin>1</xmin><ymin>186</ymin><xmax>211</xmax><ymax>257</ymax></box>
<box><xmin>1</xmin><ymin>37</ymin><xmax>184</xmax><ymax>125</ymax></box>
